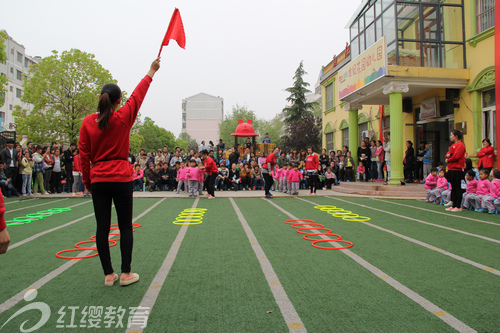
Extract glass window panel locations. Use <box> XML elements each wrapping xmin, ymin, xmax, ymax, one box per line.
<box><xmin>350</xmin><ymin>21</ymin><xmax>359</xmax><ymax>39</ymax></box>
<box><xmin>482</xmin><ymin>88</ymin><xmax>496</xmax><ymax>108</ymax></box>
<box><xmin>387</xmin><ymin>42</ymin><xmax>397</xmax><ymax>65</ymax></box>
<box><xmin>441</xmin><ymin>6</ymin><xmax>463</xmax><ymax>42</ymax></box>
<box><xmin>436</xmin><ymin>0</ymin><xmax>462</xmax><ymax>4</ymax></box>
<box><xmin>398</xmin><ymin>41</ymin><xmax>421</xmax><ymax>66</ymax></box>
<box><xmin>423</xmin><ymin>42</ymin><xmax>440</xmax><ymax>67</ymax></box>
<box><xmin>382</xmin><ymin>0</ymin><xmax>393</xmax><ymax>10</ymax></box>
<box><xmin>351</xmin><ymin>37</ymin><xmax>359</xmax><ymax>59</ymax></box>
<box><xmin>442</xmin><ymin>43</ymin><xmax>464</xmax><ymax>68</ymax></box>
<box><xmin>422</xmin><ymin>6</ymin><xmax>438</xmax><ymax>40</ymax></box>
<box><xmin>342</xmin><ymin>129</ymin><xmax>349</xmax><ymax>148</ymax></box>
<box><xmin>376</xmin><ymin>17</ymin><xmax>384</xmax><ymax>40</ymax></box>
<box><xmin>383</xmin><ymin>5</ymin><xmax>396</xmax><ymax>43</ymax></box>
<box><xmin>374</xmin><ymin>0</ymin><xmax>383</xmax><ymax>17</ymax></box>
<box><xmin>326</xmin><ymin>83</ymin><xmax>334</xmax><ymax>110</ymax></box>
<box><xmin>422</xmin><ymin>0</ymin><xmax>439</xmax><ymax>3</ymax></box>
<box><xmin>359</xmin><ymin>32</ymin><xmax>366</xmax><ymax>53</ymax></box>
<box><xmin>359</xmin><ymin>15</ymin><xmax>364</xmax><ymax>31</ymax></box>
<box><xmin>477</xmin><ymin>0</ymin><xmax>495</xmax><ymax>33</ymax></box>
<box><xmin>366</xmin><ymin>23</ymin><xmax>376</xmax><ymax>48</ymax></box>
<box><xmin>365</xmin><ymin>6</ymin><xmax>375</xmax><ymax>26</ymax></box>
<box><xmin>397</xmin><ymin>4</ymin><xmax>420</xmax><ymax>40</ymax></box>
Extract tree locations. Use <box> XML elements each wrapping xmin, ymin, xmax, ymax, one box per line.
<box><xmin>218</xmin><ymin>104</ymin><xmax>263</xmax><ymax>147</ymax></box>
<box><xmin>14</xmin><ymin>49</ymin><xmax>115</xmax><ymax>143</ymax></box>
<box><xmin>0</xmin><ymin>31</ymin><xmax>8</xmax><ymax>108</ymax></box>
<box><xmin>282</xmin><ymin>61</ymin><xmax>318</xmax><ymax>125</ymax></box>
<box><xmin>137</xmin><ymin>117</ymin><xmax>176</xmax><ymax>152</ymax></box>
<box><xmin>280</xmin><ymin>113</ymin><xmax>322</xmax><ymax>152</ymax></box>
<box><xmin>178</xmin><ymin>132</ymin><xmax>198</xmax><ymax>152</ymax></box>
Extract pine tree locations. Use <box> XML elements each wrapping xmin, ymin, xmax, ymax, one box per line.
<box><xmin>282</xmin><ymin>61</ymin><xmax>318</xmax><ymax>125</ymax></box>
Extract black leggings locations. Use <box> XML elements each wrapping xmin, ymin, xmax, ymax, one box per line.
<box><xmin>308</xmin><ymin>173</ymin><xmax>318</xmax><ymax>193</ymax></box>
<box><xmin>91</xmin><ymin>181</ymin><xmax>133</xmax><ymax>275</ymax></box>
<box><xmin>263</xmin><ymin>172</ymin><xmax>273</xmax><ymax>195</ymax></box>
<box><xmin>450</xmin><ymin>179</ymin><xmax>465</xmax><ymax>209</ymax></box>
<box><xmin>204</xmin><ymin>173</ymin><xmax>217</xmax><ymax>196</ymax></box>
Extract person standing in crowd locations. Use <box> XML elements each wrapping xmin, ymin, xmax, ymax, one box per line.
<box><xmin>128</xmin><ymin>148</ymin><xmax>136</xmax><ymax>165</ymax></box>
<box><xmin>244</xmin><ymin>137</ymin><xmax>252</xmax><ymax>149</ymax></box>
<box><xmin>21</xmin><ymin>150</ymin><xmax>33</xmax><ymax>197</ymax></box>
<box><xmin>444</xmin><ymin>130</ymin><xmax>466</xmax><ymax>212</ymax></box>
<box><xmin>162</xmin><ymin>146</ymin><xmax>171</xmax><ymax>166</ymax></box>
<box><xmin>423</xmin><ymin>143</ymin><xmax>432</xmax><ymax>181</ymax></box>
<box><xmin>262</xmin><ymin>147</ymin><xmax>280</xmax><ymax>198</ymax></box>
<box><xmin>404</xmin><ymin>141</ymin><xmax>415</xmax><ymax>183</ymax></box>
<box><xmin>32</xmin><ymin>145</ymin><xmax>49</xmax><ymax>195</ymax></box>
<box><xmin>51</xmin><ymin>148</ymin><xmax>63</xmax><ymax>193</ymax></box>
<box><xmin>137</xmin><ymin>149</ymin><xmax>148</xmax><ymax>170</ymax></box>
<box><xmin>0</xmin><ymin>193</ymin><xmax>9</xmax><ymax>254</ymax></box>
<box><xmin>262</xmin><ymin>133</ymin><xmax>271</xmax><ymax>143</ymax></box>
<box><xmin>200</xmin><ymin>141</ymin><xmax>206</xmax><ymax>152</ymax></box>
<box><xmin>1</xmin><ymin>139</ymin><xmax>18</xmax><ymax>190</ymax></box>
<box><xmin>0</xmin><ymin>162</ymin><xmax>19</xmax><ymax>197</ymax></box>
<box><xmin>477</xmin><ymin>139</ymin><xmax>494</xmax><ymax>176</ymax></box>
<box><xmin>383</xmin><ymin>133</ymin><xmax>391</xmax><ymax>182</ymax></box>
<box><xmin>43</xmin><ymin>147</ymin><xmax>54</xmax><ymax>193</ymax></box>
<box><xmin>72</xmin><ymin>149</ymin><xmax>83</xmax><ymax>195</ymax></box>
<box><xmin>306</xmin><ymin>146</ymin><xmax>319</xmax><ymax>195</ymax></box>
<box><xmin>228</xmin><ymin>146</ymin><xmax>240</xmax><ymax>168</ymax></box>
<box><xmin>79</xmin><ymin>57</ymin><xmax>160</xmax><ymax>287</ymax></box>
<box><xmin>201</xmin><ymin>149</ymin><xmax>218</xmax><ymax>199</ymax></box>
<box><xmin>169</xmin><ymin>150</ymin><xmax>182</xmax><ymax>168</ymax></box>
<box><xmin>416</xmin><ymin>142</ymin><xmax>426</xmax><ymax>183</ymax></box>
<box><xmin>63</xmin><ymin>143</ymin><xmax>76</xmax><ymax>193</ymax></box>
<box><xmin>207</xmin><ymin>141</ymin><xmax>214</xmax><ymax>152</ymax></box>
<box><xmin>369</xmin><ymin>140</ymin><xmax>377</xmax><ymax>181</ymax></box>
<box><xmin>319</xmin><ymin>149</ymin><xmax>329</xmax><ymax>171</ymax></box>
<box><xmin>218</xmin><ymin>139</ymin><xmax>225</xmax><ymax>151</ymax></box>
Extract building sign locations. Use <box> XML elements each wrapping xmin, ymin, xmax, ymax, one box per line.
<box><xmin>420</xmin><ymin>97</ymin><xmax>440</xmax><ymax>120</ymax></box>
<box><xmin>338</xmin><ymin>37</ymin><xmax>387</xmax><ymax>99</ymax></box>
<box><xmin>321</xmin><ymin>42</ymin><xmax>350</xmax><ymax>80</ymax></box>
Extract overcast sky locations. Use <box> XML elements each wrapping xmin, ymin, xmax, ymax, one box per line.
<box><xmin>1</xmin><ymin>0</ymin><xmax>360</xmax><ymax>138</ymax></box>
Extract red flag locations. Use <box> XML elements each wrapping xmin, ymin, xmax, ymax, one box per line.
<box><xmin>158</xmin><ymin>8</ymin><xmax>186</xmax><ymax>57</ymax></box>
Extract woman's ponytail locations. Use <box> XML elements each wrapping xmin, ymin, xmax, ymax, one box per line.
<box><xmin>97</xmin><ymin>83</ymin><xmax>121</xmax><ymax>130</ymax></box>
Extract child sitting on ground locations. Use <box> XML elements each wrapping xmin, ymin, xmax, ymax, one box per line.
<box><xmin>229</xmin><ymin>163</ymin><xmax>240</xmax><ymax>191</ymax></box>
<box><xmin>289</xmin><ymin>163</ymin><xmax>303</xmax><ymax>195</ymax></box>
<box><xmin>474</xmin><ymin>169</ymin><xmax>491</xmax><ymax>212</ymax></box>
<box><xmin>462</xmin><ymin>170</ymin><xmax>478</xmax><ymax>210</ymax></box>
<box><xmin>424</xmin><ymin>168</ymin><xmax>439</xmax><ymax>202</ymax></box>
<box><xmin>324</xmin><ymin>167</ymin><xmax>337</xmax><ymax>189</ymax></box>
<box><xmin>428</xmin><ymin>169</ymin><xmax>448</xmax><ymax>204</ymax></box>
<box><xmin>217</xmin><ymin>163</ymin><xmax>229</xmax><ymax>191</ymax></box>
<box><xmin>356</xmin><ymin>161</ymin><xmax>366</xmax><ymax>182</ymax></box>
<box><xmin>480</xmin><ymin>169</ymin><xmax>500</xmax><ymax>214</ymax></box>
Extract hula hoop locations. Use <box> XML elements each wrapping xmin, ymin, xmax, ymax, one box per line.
<box><xmin>313</xmin><ymin>205</ymin><xmax>337</xmax><ymax>209</ymax></box>
<box><xmin>49</xmin><ymin>208</ymin><xmax>72</xmax><ymax>212</ymax></box>
<box><xmin>296</xmin><ymin>227</ymin><xmax>332</xmax><ymax>235</ymax></box>
<box><xmin>311</xmin><ymin>239</ymin><xmax>353</xmax><ymax>250</ymax></box>
<box><xmin>179</xmin><ymin>213</ymin><xmax>204</xmax><ymax>217</ymax></box>
<box><xmin>342</xmin><ymin>216</ymin><xmax>371</xmax><ymax>222</ymax></box>
<box><xmin>330</xmin><ymin>212</ymin><xmax>355</xmax><ymax>217</ymax></box>
<box><xmin>74</xmin><ymin>239</ymin><xmax>117</xmax><ymax>250</ymax></box>
<box><xmin>26</xmin><ymin>212</ymin><xmax>53</xmax><ymax>218</ymax></box>
<box><xmin>303</xmin><ymin>233</ymin><xmax>342</xmax><ymax>242</ymax></box>
<box><xmin>292</xmin><ymin>223</ymin><xmax>324</xmax><ymax>230</ymax></box>
<box><xmin>55</xmin><ymin>249</ymin><xmax>100</xmax><ymax>260</ymax></box>
<box><xmin>324</xmin><ymin>208</ymin><xmax>347</xmax><ymax>213</ymax></box>
<box><xmin>6</xmin><ymin>221</ymin><xmax>28</xmax><ymax>226</ymax></box>
<box><xmin>183</xmin><ymin>208</ymin><xmax>207</xmax><ymax>212</ymax></box>
<box><xmin>173</xmin><ymin>220</ymin><xmax>203</xmax><ymax>225</ymax></box>
<box><xmin>285</xmin><ymin>219</ymin><xmax>315</xmax><ymax>225</ymax></box>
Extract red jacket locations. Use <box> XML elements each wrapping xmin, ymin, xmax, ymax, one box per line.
<box><xmin>73</xmin><ymin>154</ymin><xmax>82</xmax><ymax>173</ymax></box>
<box><xmin>204</xmin><ymin>156</ymin><xmax>218</xmax><ymax>175</ymax></box>
<box><xmin>477</xmin><ymin>145</ymin><xmax>494</xmax><ymax>169</ymax></box>
<box><xmin>446</xmin><ymin>141</ymin><xmax>465</xmax><ymax>171</ymax></box>
<box><xmin>262</xmin><ymin>153</ymin><xmax>277</xmax><ymax>172</ymax></box>
<box><xmin>0</xmin><ymin>195</ymin><xmax>5</xmax><ymax>232</ymax></box>
<box><xmin>305</xmin><ymin>154</ymin><xmax>319</xmax><ymax>171</ymax></box>
<box><xmin>79</xmin><ymin>75</ymin><xmax>152</xmax><ymax>189</ymax></box>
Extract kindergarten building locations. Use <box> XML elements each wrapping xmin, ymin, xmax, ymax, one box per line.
<box><xmin>321</xmin><ymin>0</ymin><xmax>496</xmax><ymax>185</ymax></box>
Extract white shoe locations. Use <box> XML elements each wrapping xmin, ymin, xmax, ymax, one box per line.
<box><xmin>444</xmin><ymin>201</ymin><xmax>453</xmax><ymax>207</ymax></box>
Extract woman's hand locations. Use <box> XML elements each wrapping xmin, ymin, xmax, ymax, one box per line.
<box><xmin>147</xmin><ymin>58</ymin><xmax>161</xmax><ymax>78</ymax></box>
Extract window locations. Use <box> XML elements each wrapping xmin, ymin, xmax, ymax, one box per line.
<box><xmin>10</xmin><ymin>86</ymin><xmax>13</xmax><ymax>92</ymax></box>
<box><xmin>10</xmin><ymin>48</ymin><xmax>14</xmax><ymax>55</ymax></box>
<box><xmin>9</xmin><ymin>104</ymin><xmax>13</xmax><ymax>111</ymax></box>
<box><xmin>325</xmin><ymin>83</ymin><xmax>334</xmax><ymax>110</ymax></box>
<box><xmin>359</xmin><ymin>123</ymin><xmax>368</xmax><ymax>143</ymax></box>
<box><xmin>10</xmin><ymin>67</ymin><xmax>13</xmax><ymax>74</ymax></box>
<box><xmin>17</xmin><ymin>52</ymin><xmax>23</xmax><ymax>63</ymax></box>
<box><xmin>482</xmin><ymin>88</ymin><xmax>496</xmax><ymax>147</ymax></box>
<box><xmin>477</xmin><ymin>0</ymin><xmax>495</xmax><ymax>33</ymax></box>
<box><xmin>16</xmin><ymin>70</ymin><xmax>22</xmax><ymax>81</ymax></box>
<box><xmin>326</xmin><ymin>132</ymin><xmax>334</xmax><ymax>152</ymax></box>
<box><xmin>342</xmin><ymin>128</ymin><xmax>349</xmax><ymax>148</ymax></box>
<box><xmin>16</xmin><ymin>88</ymin><xmax>22</xmax><ymax>98</ymax></box>
<box><xmin>382</xmin><ymin>116</ymin><xmax>391</xmax><ymax>141</ymax></box>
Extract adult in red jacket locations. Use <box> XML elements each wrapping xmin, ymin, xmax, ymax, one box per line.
<box><xmin>445</xmin><ymin>130</ymin><xmax>466</xmax><ymax>211</ymax></box>
<box><xmin>0</xmin><ymin>195</ymin><xmax>9</xmax><ymax>254</ymax></box>
<box><xmin>201</xmin><ymin>150</ymin><xmax>218</xmax><ymax>199</ymax></box>
<box><xmin>306</xmin><ymin>146</ymin><xmax>320</xmax><ymax>195</ymax></box>
<box><xmin>79</xmin><ymin>58</ymin><xmax>160</xmax><ymax>287</ymax></box>
<box><xmin>262</xmin><ymin>147</ymin><xmax>280</xmax><ymax>198</ymax></box>
<box><xmin>477</xmin><ymin>139</ymin><xmax>494</xmax><ymax>175</ymax></box>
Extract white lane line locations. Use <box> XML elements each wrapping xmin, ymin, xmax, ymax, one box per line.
<box><xmin>298</xmin><ymin>197</ymin><xmax>500</xmax><ymax>276</ymax></box>
<box><xmin>371</xmin><ymin>198</ymin><xmax>500</xmax><ymax>227</ymax></box>
<box><xmin>230</xmin><ymin>198</ymin><xmax>306</xmax><ymax>333</ymax></box>
<box><xmin>126</xmin><ymin>198</ymin><xmax>199</xmax><ymax>333</ymax></box>
<box><xmin>326</xmin><ymin>196</ymin><xmax>500</xmax><ymax>245</ymax></box>
<box><xmin>5</xmin><ymin>198</ymin><xmax>69</xmax><ymax>213</ymax></box>
<box><xmin>264</xmin><ymin>198</ymin><xmax>476</xmax><ymax>333</ymax></box>
<box><xmin>4</xmin><ymin>198</ymin><xmax>37</xmax><ymax>205</ymax></box>
<box><xmin>0</xmin><ymin>199</ymin><xmax>165</xmax><ymax>315</ymax></box>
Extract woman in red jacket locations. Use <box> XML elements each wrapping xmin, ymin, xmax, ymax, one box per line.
<box><xmin>201</xmin><ymin>149</ymin><xmax>218</xmax><ymax>199</ymax></box>
<box><xmin>445</xmin><ymin>130</ymin><xmax>466</xmax><ymax>212</ymax></box>
<box><xmin>477</xmin><ymin>139</ymin><xmax>494</xmax><ymax>175</ymax></box>
<box><xmin>262</xmin><ymin>147</ymin><xmax>280</xmax><ymax>198</ymax></box>
<box><xmin>306</xmin><ymin>146</ymin><xmax>319</xmax><ymax>195</ymax></box>
<box><xmin>79</xmin><ymin>58</ymin><xmax>160</xmax><ymax>287</ymax></box>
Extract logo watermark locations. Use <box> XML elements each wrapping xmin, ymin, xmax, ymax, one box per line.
<box><xmin>1</xmin><ymin>290</ymin><xmax>149</xmax><ymax>331</ymax></box>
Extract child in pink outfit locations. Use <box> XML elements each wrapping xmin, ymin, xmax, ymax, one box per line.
<box><xmin>197</xmin><ymin>162</ymin><xmax>205</xmax><ymax>195</ymax></box>
<box><xmin>324</xmin><ymin>167</ymin><xmax>337</xmax><ymax>189</ymax></box>
<box><xmin>462</xmin><ymin>170</ymin><xmax>478</xmax><ymax>210</ymax></box>
<box><xmin>271</xmin><ymin>166</ymin><xmax>280</xmax><ymax>191</ymax></box>
<box><xmin>424</xmin><ymin>168</ymin><xmax>439</xmax><ymax>202</ymax></box>
<box><xmin>356</xmin><ymin>161</ymin><xmax>366</xmax><ymax>182</ymax></box>
<box><xmin>185</xmin><ymin>159</ymin><xmax>200</xmax><ymax>197</ymax></box>
<box><xmin>285</xmin><ymin>164</ymin><xmax>294</xmax><ymax>194</ymax></box>
<box><xmin>474</xmin><ymin>169</ymin><xmax>491</xmax><ymax>211</ymax></box>
<box><xmin>481</xmin><ymin>169</ymin><xmax>500</xmax><ymax>213</ymax></box>
<box><xmin>289</xmin><ymin>164</ymin><xmax>303</xmax><ymax>195</ymax></box>
<box><xmin>428</xmin><ymin>170</ymin><xmax>448</xmax><ymax>203</ymax></box>
<box><xmin>176</xmin><ymin>161</ymin><xmax>188</xmax><ymax>194</ymax></box>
